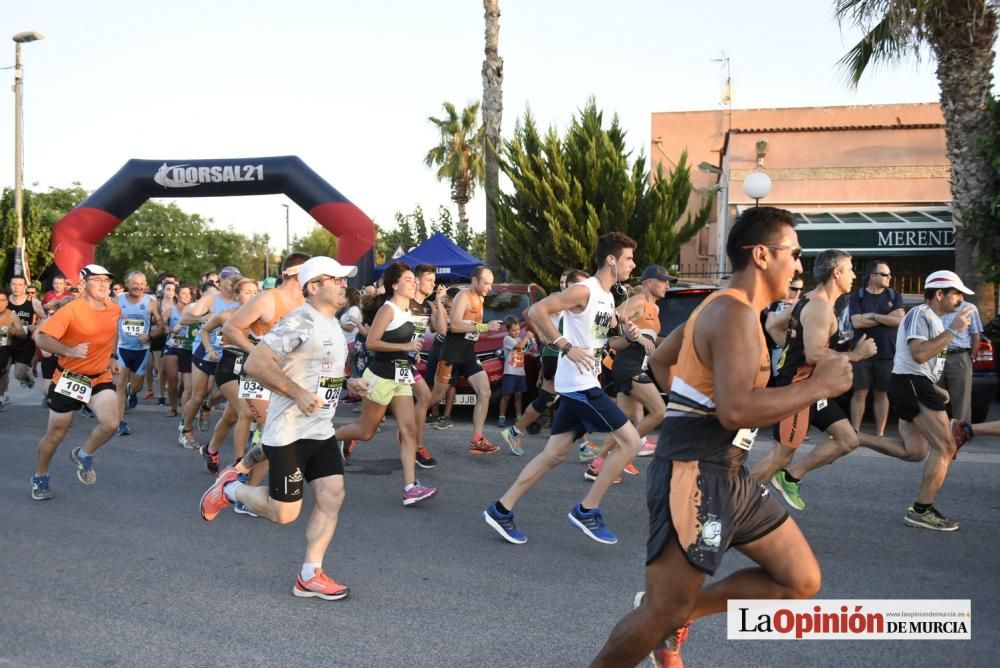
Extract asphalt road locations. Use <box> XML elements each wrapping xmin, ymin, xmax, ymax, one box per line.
<box><xmin>1</xmin><ymin>380</ymin><xmax>998</xmax><ymax>667</ymax></box>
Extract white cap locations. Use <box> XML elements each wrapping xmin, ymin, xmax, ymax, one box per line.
<box><xmin>299</xmin><ymin>256</ymin><xmax>358</xmax><ymax>284</ymax></box>
<box><xmin>80</xmin><ymin>264</ymin><xmax>114</xmax><ymax>280</ymax></box>
<box><xmin>924</xmin><ymin>270</ymin><xmax>973</xmax><ymax>296</ymax></box>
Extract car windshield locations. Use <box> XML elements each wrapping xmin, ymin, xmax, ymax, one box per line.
<box><xmin>485</xmin><ymin>292</ymin><xmax>530</xmax><ymax>323</ymax></box>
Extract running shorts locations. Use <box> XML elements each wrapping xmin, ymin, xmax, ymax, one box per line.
<box><xmin>192</xmin><ymin>349</ymin><xmax>217</xmax><ymax>376</ymax></box>
<box><xmin>362</xmin><ymin>367</ymin><xmax>413</xmax><ymax>405</ymax></box>
<box><xmin>888</xmin><ymin>373</ymin><xmax>947</xmax><ymax>421</ymax></box>
<box><xmin>163</xmin><ymin>347</ymin><xmax>192</xmax><ymax>373</ymax></box>
<box><xmin>646</xmin><ymin>458</ymin><xmax>788</xmax><ymax>575</ymax></box>
<box><xmin>47</xmin><ymin>381</ymin><xmax>116</xmax><ymax>414</ymax></box>
<box><xmin>117</xmin><ymin>348</ymin><xmax>150</xmax><ymax>376</ymax></box>
<box><xmin>541</xmin><ymin>355</ymin><xmax>558</xmax><ymax>381</ymax></box>
<box><xmin>40</xmin><ymin>355</ymin><xmax>58</xmax><ymax>380</ymax></box>
<box><xmin>263</xmin><ymin>435</ymin><xmax>344</xmax><ymax>502</ymax></box>
<box><xmin>214</xmin><ymin>348</ymin><xmax>245</xmax><ymax>387</ymax></box>
<box><xmin>9</xmin><ymin>341</ymin><xmax>35</xmax><ymax>366</ymax></box>
<box><xmin>550</xmin><ymin>386</ymin><xmax>628</xmax><ymax>437</ymax></box>
<box><xmin>149</xmin><ymin>334</ymin><xmax>167</xmax><ymax>352</ymax></box>
<box><xmin>434</xmin><ymin>358</ymin><xmax>483</xmax><ymax>386</ymax></box>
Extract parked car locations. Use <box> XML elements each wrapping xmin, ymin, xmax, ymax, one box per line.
<box><xmin>415</xmin><ymin>283</ymin><xmax>547</xmax><ymax>406</ymax></box>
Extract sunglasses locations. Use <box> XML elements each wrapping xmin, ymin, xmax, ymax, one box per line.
<box><xmin>873</xmin><ymin>272</ymin><xmax>891</xmax><ymax>278</ymax></box>
<box><xmin>741</xmin><ymin>244</ymin><xmax>803</xmax><ymax>261</ymax></box>
<box><xmin>789</xmin><ymin>286</ymin><xmax>803</xmax><ymax>292</ymax></box>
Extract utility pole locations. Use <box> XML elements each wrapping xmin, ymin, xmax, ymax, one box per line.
<box><xmin>281</xmin><ymin>203</ymin><xmax>290</xmax><ymax>256</ymax></box>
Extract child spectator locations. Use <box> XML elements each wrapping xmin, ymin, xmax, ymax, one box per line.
<box><xmin>498</xmin><ymin>315</ymin><xmax>535</xmax><ymax>429</ymax></box>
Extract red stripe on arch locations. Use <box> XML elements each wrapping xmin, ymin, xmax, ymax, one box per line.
<box><xmin>309</xmin><ymin>202</ymin><xmax>376</xmax><ymax>265</ymax></box>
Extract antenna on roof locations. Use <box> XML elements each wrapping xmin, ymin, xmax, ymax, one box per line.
<box><xmin>711</xmin><ymin>52</ymin><xmax>733</xmax><ymax>132</ymax></box>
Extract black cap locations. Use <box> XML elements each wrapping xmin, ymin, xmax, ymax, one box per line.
<box><xmin>640</xmin><ymin>265</ymin><xmax>677</xmax><ymax>283</ymax></box>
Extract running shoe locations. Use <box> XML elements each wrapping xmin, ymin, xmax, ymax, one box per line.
<box><xmin>469</xmin><ymin>435</ymin><xmax>500</xmax><ymax>455</ymax></box>
<box><xmin>623</xmin><ymin>461</ymin><xmax>640</xmax><ymax>476</ymax></box>
<box><xmin>637</xmin><ymin>437</ymin><xmax>656</xmax><ymax>457</ymax></box>
<box><xmin>157</xmin><ymin>397</ymin><xmax>166</xmax><ymax>406</ymax></box>
<box><xmin>143</xmin><ymin>390</ymin><xmax>154</xmax><ymax>400</ymax></box>
<box><xmin>116</xmin><ymin>421</ymin><xmax>130</xmax><ymax>437</ymax></box>
<box><xmin>234</xmin><ymin>501</ymin><xmax>258</xmax><ymax>517</ymax></box>
<box><xmin>178</xmin><ymin>430</ymin><xmax>201</xmax><ymax>450</ymax></box>
<box><xmin>435</xmin><ymin>415</ymin><xmax>453</xmax><ymax>430</ymax></box>
<box><xmin>632</xmin><ymin>592</ymin><xmax>690</xmax><ymax>668</ymax></box>
<box><xmin>497</xmin><ymin>416</ymin><xmax>507</xmax><ymax>428</ymax></box>
<box><xmin>292</xmin><ymin>569</ymin><xmax>349</xmax><ymax>601</ymax></box>
<box><xmin>577</xmin><ymin>441</ymin><xmax>596</xmax><ymax>463</ymax></box>
<box><xmin>127</xmin><ymin>392</ymin><xmax>138</xmax><ymax>411</ymax></box>
<box><xmin>23</xmin><ymin>374</ymin><xmax>34</xmax><ymax>388</ymax></box>
<box><xmin>70</xmin><ymin>447</ymin><xmax>96</xmax><ymax>485</ymax></box>
<box><xmin>200</xmin><ymin>467</ymin><xmax>238</xmax><ymax>521</ymax></box>
<box><xmin>771</xmin><ymin>470</ymin><xmax>805</xmax><ymax>510</ymax></box>
<box><xmin>338</xmin><ymin>439</ymin><xmax>357</xmax><ymax>463</ymax></box>
<box><xmin>1</xmin><ymin>393</ymin><xmax>10</xmax><ymax>406</ymax></box>
<box><xmin>198</xmin><ymin>401</ymin><xmax>211</xmax><ymax>432</ymax></box>
<box><xmin>415</xmin><ymin>447</ymin><xmax>437</xmax><ymax>469</ymax></box>
<box><xmin>951</xmin><ymin>419</ymin><xmax>973</xmax><ymax>460</ymax></box>
<box><xmin>201</xmin><ymin>445</ymin><xmax>220</xmax><ymax>475</ymax></box>
<box><xmin>402</xmin><ymin>482</ymin><xmax>438</xmax><ymax>506</ymax></box>
<box><xmin>502</xmin><ymin>426</ymin><xmax>525</xmax><ymax>456</ymax></box>
<box><xmin>903</xmin><ymin>506</ymin><xmax>959</xmax><ymax>532</ymax></box>
<box><xmin>567</xmin><ymin>504</ymin><xmax>618</xmax><ymax>544</ymax></box>
<box><xmin>584</xmin><ymin>457</ymin><xmax>622</xmax><ymax>484</ymax></box>
<box><xmin>31</xmin><ymin>474</ymin><xmax>53</xmax><ymax>500</ymax></box>
<box><xmin>80</xmin><ymin>406</ymin><xmax>95</xmax><ymax>418</ymax></box>
<box><xmin>483</xmin><ymin>504</ymin><xmax>527</xmax><ymax>544</ymax></box>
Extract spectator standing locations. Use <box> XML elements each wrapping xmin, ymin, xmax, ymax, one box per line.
<box><xmin>938</xmin><ymin>300</ymin><xmax>983</xmax><ymax>423</ymax></box>
<box><xmin>848</xmin><ymin>260</ymin><xmax>904</xmax><ymax>435</ymax></box>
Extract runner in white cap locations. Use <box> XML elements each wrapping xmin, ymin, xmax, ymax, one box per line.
<box><xmin>200</xmin><ymin>256</ymin><xmax>370</xmax><ymax>600</ymax></box>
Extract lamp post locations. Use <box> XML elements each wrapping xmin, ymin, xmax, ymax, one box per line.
<box><xmin>698</xmin><ymin>160</ymin><xmax>729</xmax><ymax>277</ymax></box>
<box><xmin>12</xmin><ymin>31</ymin><xmax>44</xmax><ymax>264</ymax></box>
<box><xmin>281</xmin><ymin>203</ymin><xmax>290</xmax><ymax>256</ymax></box>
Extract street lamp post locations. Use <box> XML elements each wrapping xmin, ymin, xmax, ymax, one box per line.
<box><xmin>281</xmin><ymin>203</ymin><xmax>290</xmax><ymax>256</ymax></box>
<box><xmin>698</xmin><ymin>160</ymin><xmax>729</xmax><ymax>277</ymax></box>
<box><xmin>12</xmin><ymin>31</ymin><xmax>44</xmax><ymax>263</ymax></box>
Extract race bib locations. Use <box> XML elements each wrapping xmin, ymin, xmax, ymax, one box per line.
<box><xmin>122</xmin><ymin>319</ymin><xmax>145</xmax><ymax>337</ymax></box>
<box><xmin>641</xmin><ymin>354</ymin><xmax>649</xmax><ymax>372</ymax></box>
<box><xmin>731</xmin><ymin>427</ymin><xmax>758</xmax><ymax>451</ymax></box>
<box><xmin>238</xmin><ymin>375</ymin><xmax>271</xmax><ymax>400</ymax></box>
<box><xmin>394</xmin><ymin>359</ymin><xmax>415</xmax><ymax>384</ymax></box>
<box><xmin>412</xmin><ymin>315</ymin><xmax>430</xmax><ymax>341</ymax></box>
<box><xmin>233</xmin><ymin>352</ymin><xmax>245</xmax><ymax>375</ymax></box>
<box><xmin>166</xmin><ymin>325</ymin><xmax>189</xmax><ymax>349</ymax></box>
<box><xmin>816</xmin><ymin>399</ymin><xmax>828</xmax><ymax>411</ymax></box>
<box><xmin>593</xmin><ymin>347</ymin><xmax>606</xmax><ymax>376</ymax></box>
<box><xmin>55</xmin><ymin>371</ymin><xmax>93</xmax><ymax>403</ymax></box>
<box><xmin>316</xmin><ymin>374</ymin><xmax>343</xmax><ymax>411</ymax></box>
<box><xmin>465</xmin><ymin>330</ymin><xmax>480</xmax><ymax>342</ymax></box>
<box><xmin>0</xmin><ymin>327</ymin><xmax>8</xmax><ymax>347</ymax></box>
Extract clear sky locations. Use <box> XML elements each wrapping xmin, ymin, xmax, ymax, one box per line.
<box><xmin>3</xmin><ymin>0</ymin><xmax>989</xmax><ymax>252</ymax></box>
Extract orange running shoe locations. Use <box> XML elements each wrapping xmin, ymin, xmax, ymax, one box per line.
<box><xmin>469</xmin><ymin>435</ymin><xmax>500</xmax><ymax>455</ymax></box>
<box><xmin>623</xmin><ymin>461</ymin><xmax>640</xmax><ymax>476</ymax></box>
<box><xmin>293</xmin><ymin>569</ymin><xmax>350</xmax><ymax>600</ymax></box>
<box><xmin>650</xmin><ymin>622</ymin><xmax>691</xmax><ymax>668</ymax></box>
<box><xmin>200</xmin><ymin>467</ymin><xmax>238</xmax><ymax>521</ymax></box>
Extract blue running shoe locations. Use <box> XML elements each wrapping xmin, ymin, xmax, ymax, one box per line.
<box><xmin>31</xmin><ymin>474</ymin><xmax>53</xmax><ymax>500</ymax></box>
<box><xmin>567</xmin><ymin>504</ymin><xmax>618</xmax><ymax>544</ymax></box>
<box><xmin>234</xmin><ymin>501</ymin><xmax>258</xmax><ymax>517</ymax></box>
<box><xmin>483</xmin><ymin>504</ymin><xmax>527</xmax><ymax>544</ymax></box>
<box><xmin>127</xmin><ymin>392</ymin><xmax>138</xmax><ymax>410</ymax></box>
<box><xmin>70</xmin><ymin>447</ymin><xmax>97</xmax><ymax>485</ymax></box>
<box><xmin>117</xmin><ymin>421</ymin><xmax>130</xmax><ymax>437</ymax></box>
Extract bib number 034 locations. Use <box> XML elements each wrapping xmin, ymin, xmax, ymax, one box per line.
<box><xmin>238</xmin><ymin>376</ymin><xmax>271</xmax><ymax>400</ymax></box>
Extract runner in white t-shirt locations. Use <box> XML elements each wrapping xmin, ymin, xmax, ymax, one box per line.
<box><xmin>199</xmin><ymin>256</ymin><xmax>371</xmax><ymax>600</ymax></box>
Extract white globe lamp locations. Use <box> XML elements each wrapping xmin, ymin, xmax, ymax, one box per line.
<box><xmin>743</xmin><ymin>170</ymin><xmax>772</xmax><ymax>206</ymax></box>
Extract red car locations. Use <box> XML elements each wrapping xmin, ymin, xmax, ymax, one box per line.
<box><xmin>416</xmin><ymin>283</ymin><xmax>547</xmax><ymax>406</ymax></box>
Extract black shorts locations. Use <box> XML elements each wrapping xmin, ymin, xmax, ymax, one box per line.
<box><xmin>192</xmin><ymin>350</ymin><xmax>217</xmax><ymax>376</ymax></box>
<box><xmin>771</xmin><ymin>376</ymin><xmax>848</xmax><ymax>441</ymax></box>
<box><xmin>214</xmin><ymin>348</ymin><xmax>245</xmax><ymax>387</ymax></box>
<box><xmin>0</xmin><ymin>347</ymin><xmax>10</xmax><ymax>370</ymax></box>
<box><xmin>263</xmin><ymin>435</ymin><xmax>344</xmax><ymax>502</ymax></box>
<box><xmin>163</xmin><ymin>347</ymin><xmax>192</xmax><ymax>373</ymax></box>
<box><xmin>888</xmin><ymin>373</ymin><xmax>947</xmax><ymax>421</ymax></box>
<box><xmin>40</xmin><ymin>355</ymin><xmax>58</xmax><ymax>380</ymax></box>
<box><xmin>611</xmin><ymin>365</ymin><xmax>654</xmax><ymax>395</ymax></box>
<box><xmin>541</xmin><ymin>353</ymin><xmax>558</xmax><ymax>381</ymax></box>
<box><xmin>853</xmin><ymin>358</ymin><xmax>893</xmax><ymax>392</ymax></box>
<box><xmin>646</xmin><ymin>458</ymin><xmax>789</xmax><ymax>575</ymax></box>
<box><xmin>47</xmin><ymin>381</ymin><xmax>116</xmax><ymax>414</ymax></box>
<box><xmin>149</xmin><ymin>334</ymin><xmax>167</xmax><ymax>352</ymax></box>
<box><xmin>9</xmin><ymin>342</ymin><xmax>34</xmax><ymax>366</ymax></box>
<box><xmin>550</xmin><ymin>386</ymin><xmax>629</xmax><ymax>437</ymax></box>
<box><xmin>434</xmin><ymin>358</ymin><xmax>483</xmax><ymax>386</ymax></box>
<box><xmin>117</xmin><ymin>347</ymin><xmax>150</xmax><ymax>375</ymax></box>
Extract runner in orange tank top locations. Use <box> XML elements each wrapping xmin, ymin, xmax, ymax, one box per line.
<box><xmin>31</xmin><ymin>264</ymin><xmax>123</xmax><ymax>500</ymax></box>
<box><xmin>592</xmin><ymin>207</ymin><xmax>853</xmax><ymax>668</ymax></box>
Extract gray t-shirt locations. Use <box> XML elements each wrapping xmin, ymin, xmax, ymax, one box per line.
<box><xmin>892</xmin><ymin>304</ymin><xmax>945</xmax><ymax>382</ymax></box>
<box><xmin>261</xmin><ymin>303</ymin><xmax>347</xmax><ymax>446</ymax></box>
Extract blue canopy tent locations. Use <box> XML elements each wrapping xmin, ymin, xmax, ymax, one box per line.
<box><xmin>374</xmin><ymin>232</ymin><xmax>485</xmax><ymax>281</ymax></box>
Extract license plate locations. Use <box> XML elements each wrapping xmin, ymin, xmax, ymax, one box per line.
<box><xmin>441</xmin><ymin>394</ymin><xmax>477</xmax><ymax>406</ymax></box>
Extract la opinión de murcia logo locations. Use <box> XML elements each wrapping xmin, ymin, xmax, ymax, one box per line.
<box><xmin>154</xmin><ymin>163</ymin><xmax>265</xmax><ymax>189</ymax></box>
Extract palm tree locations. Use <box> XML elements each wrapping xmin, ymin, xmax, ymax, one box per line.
<box><xmin>482</xmin><ymin>0</ymin><xmax>503</xmax><ymax>266</ymax></box>
<box><xmin>836</xmin><ymin>0</ymin><xmax>998</xmax><ymax>319</ymax></box>
<box><xmin>424</xmin><ymin>101</ymin><xmax>485</xmax><ymax>244</ymax></box>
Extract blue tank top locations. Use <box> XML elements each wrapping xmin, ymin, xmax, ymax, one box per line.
<box><xmin>193</xmin><ymin>294</ymin><xmax>239</xmax><ymax>357</ymax></box>
<box><xmin>117</xmin><ymin>293</ymin><xmax>154</xmax><ymax>350</ymax></box>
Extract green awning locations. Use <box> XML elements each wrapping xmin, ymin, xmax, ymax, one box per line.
<box><xmin>790</xmin><ymin>209</ymin><xmax>953</xmax><ymax>257</ymax></box>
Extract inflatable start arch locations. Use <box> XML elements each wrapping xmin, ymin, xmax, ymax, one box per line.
<box><xmin>51</xmin><ymin>156</ymin><xmax>376</xmax><ymax>284</ymax></box>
